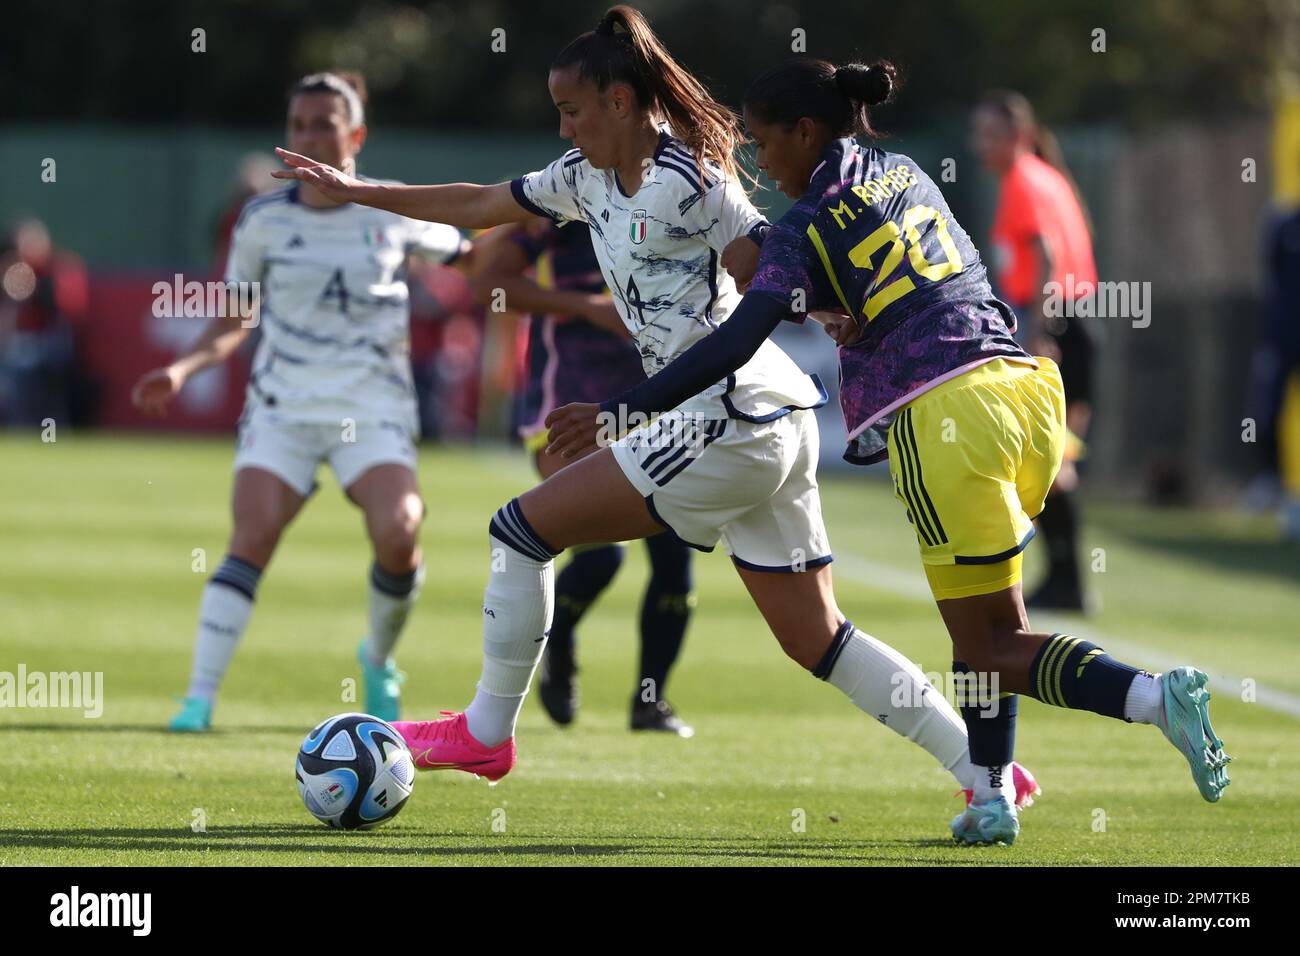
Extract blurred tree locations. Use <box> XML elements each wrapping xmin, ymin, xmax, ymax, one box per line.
<box><xmin>1</xmin><ymin>0</ymin><xmax>1278</xmax><ymax>131</ymax></box>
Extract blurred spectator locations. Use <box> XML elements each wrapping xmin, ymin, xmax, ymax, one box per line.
<box><xmin>972</xmin><ymin>91</ymin><xmax>1100</xmax><ymax>612</ymax></box>
<box><xmin>407</xmin><ymin>258</ymin><xmax>482</xmax><ymax>440</ymax></box>
<box><xmin>1244</xmin><ymin>202</ymin><xmax>1300</xmax><ymax>542</ymax></box>
<box><xmin>212</xmin><ymin>153</ymin><xmax>281</xmax><ymax>270</ymax></box>
<box><xmin>0</xmin><ymin>218</ymin><xmax>88</xmax><ymax>427</ymax></box>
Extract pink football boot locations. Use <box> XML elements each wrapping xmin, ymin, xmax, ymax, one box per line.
<box><xmin>962</xmin><ymin>761</ymin><xmax>1041</xmax><ymax>809</ymax></box>
<box><xmin>391</xmin><ymin>711</ymin><xmax>516</xmax><ymax>782</ymax></box>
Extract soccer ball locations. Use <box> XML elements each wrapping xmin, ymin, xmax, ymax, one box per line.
<box><xmin>295</xmin><ymin>713</ymin><xmax>415</xmax><ymax>829</ymax></box>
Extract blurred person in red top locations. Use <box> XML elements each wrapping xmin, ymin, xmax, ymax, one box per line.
<box><xmin>0</xmin><ymin>218</ymin><xmax>88</xmax><ymax>427</ymax></box>
<box><xmin>212</xmin><ymin>153</ymin><xmax>281</xmax><ymax>271</ymax></box>
<box><xmin>972</xmin><ymin>91</ymin><xmax>1099</xmax><ymax>612</ymax></box>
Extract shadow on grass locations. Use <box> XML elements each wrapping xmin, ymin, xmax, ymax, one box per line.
<box><xmin>0</xmin><ymin>723</ymin><xmax>312</xmax><ymax>735</ymax></box>
<box><xmin>1</xmin><ymin>723</ymin><xmax>728</xmax><ymax>739</ymax></box>
<box><xmin>1091</xmin><ymin>514</ymin><xmax>1300</xmax><ymax>589</ymax></box>
<box><xmin>0</xmin><ymin>826</ymin><xmax>1003</xmax><ymax>865</ymax></box>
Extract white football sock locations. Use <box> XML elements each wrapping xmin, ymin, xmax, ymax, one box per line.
<box><xmin>1124</xmin><ymin>671</ymin><xmax>1162</xmax><ymax>725</ymax></box>
<box><xmin>464</xmin><ymin>502</ymin><xmax>557</xmax><ymax>747</ymax></box>
<box><xmin>824</xmin><ymin>624</ymin><xmax>973</xmax><ymax>789</ymax></box>
<box><xmin>365</xmin><ymin>561</ymin><xmax>424</xmax><ymax>667</ymax></box>
<box><xmin>184</xmin><ymin>557</ymin><xmax>262</xmax><ymax>703</ymax></box>
<box><xmin>971</xmin><ymin>762</ymin><xmax>1016</xmax><ymax>805</ymax></box>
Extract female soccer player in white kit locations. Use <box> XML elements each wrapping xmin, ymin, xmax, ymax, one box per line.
<box><xmin>132</xmin><ymin>72</ymin><xmax>467</xmax><ymax>731</ymax></box>
<box><xmin>273</xmin><ymin>8</ymin><xmax>1038</xmax><ymax>809</ymax></box>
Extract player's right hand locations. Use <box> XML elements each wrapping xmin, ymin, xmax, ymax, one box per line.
<box><xmin>272</xmin><ymin>148</ymin><xmax>365</xmax><ymax>202</ymax></box>
<box><xmin>812</xmin><ymin>311</ymin><xmax>860</xmax><ymax>346</ymax></box>
<box><xmin>131</xmin><ymin>366</ymin><xmax>184</xmax><ymax>416</ymax></box>
<box><xmin>720</xmin><ymin>235</ymin><xmax>761</xmax><ymax>291</ymax></box>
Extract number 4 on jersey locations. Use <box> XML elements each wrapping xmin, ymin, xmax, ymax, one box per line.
<box><xmin>623</xmin><ymin>273</ymin><xmax>646</xmax><ymax>327</ymax></box>
<box><xmin>322</xmin><ymin>268</ymin><xmax>351</xmax><ymax>315</ymax></box>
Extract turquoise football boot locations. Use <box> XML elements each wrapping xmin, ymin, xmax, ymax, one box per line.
<box><xmin>358</xmin><ymin>641</ymin><xmax>404</xmax><ymax>723</ymax></box>
<box><xmin>1154</xmin><ymin>667</ymin><xmax>1232</xmax><ymax>802</ymax></box>
<box><xmin>951</xmin><ymin>795</ymin><xmax>1020</xmax><ymax>846</ymax></box>
<box><xmin>168</xmin><ymin>696</ymin><xmax>212</xmax><ymax>732</ymax></box>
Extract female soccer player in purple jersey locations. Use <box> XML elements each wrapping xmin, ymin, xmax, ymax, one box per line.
<box><xmin>548</xmin><ymin>57</ymin><xmax>1230</xmax><ymax>844</ymax></box>
<box><xmin>470</xmin><ymin>219</ymin><xmax>697</xmax><ymax>735</ymax></box>
<box><xmin>274</xmin><ymin>5</ymin><xmax>1042</xmax><ymax>822</ymax></box>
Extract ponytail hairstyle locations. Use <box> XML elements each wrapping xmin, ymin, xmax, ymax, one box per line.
<box><xmin>552</xmin><ymin>5</ymin><xmax>745</xmax><ymax>187</ymax></box>
<box><xmin>978</xmin><ymin>90</ymin><xmax>1093</xmax><ymax>237</ymax></box>
<box><xmin>289</xmin><ymin>70</ymin><xmax>368</xmax><ymax>130</ymax></box>
<box><xmin>744</xmin><ymin>57</ymin><xmax>898</xmax><ymax>138</ymax></box>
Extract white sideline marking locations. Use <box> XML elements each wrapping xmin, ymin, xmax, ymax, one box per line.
<box><xmin>833</xmin><ymin>552</ymin><xmax>1300</xmax><ymax>721</ymax></box>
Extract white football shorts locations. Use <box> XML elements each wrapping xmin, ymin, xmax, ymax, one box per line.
<box><xmin>232</xmin><ymin>405</ymin><xmax>418</xmax><ymax>497</ymax></box>
<box><xmin>611</xmin><ymin>407</ymin><xmax>832</xmax><ymax>572</ymax></box>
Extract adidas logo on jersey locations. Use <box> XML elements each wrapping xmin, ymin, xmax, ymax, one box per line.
<box><xmin>286</xmin><ymin>234</ymin><xmax>305</xmax><ymax>248</ymax></box>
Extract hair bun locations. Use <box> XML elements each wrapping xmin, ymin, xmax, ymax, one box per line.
<box><xmin>835</xmin><ymin>61</ymin><xmax>896</xmax><ymax>107</ymax></box>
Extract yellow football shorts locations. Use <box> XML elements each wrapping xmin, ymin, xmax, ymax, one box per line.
<box><xmin>886</xmin><ymin>357</ymin><xmax>1067</xmax><ymax>601</ymax></box>
<box><xmin>522</xmin><ymin>428</ymin><xmax>549</xmax><ymax>455</ymax></box>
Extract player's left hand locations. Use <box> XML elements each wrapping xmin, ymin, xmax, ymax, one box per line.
<box><xmin>544</xmin><ymin>402</ymin><xmax>605</xmax><ymax>461</ymax></box>
<box><xmin>721</xmin><ymin>236</ymin><xmax>761</xmax><ymax>291</ymax></box>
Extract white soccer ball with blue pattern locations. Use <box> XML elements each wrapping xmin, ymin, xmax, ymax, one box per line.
<box><xmin>295</xmin><ymin>713</ymin><xmax>415</xmax><ymax>829</ymax></box>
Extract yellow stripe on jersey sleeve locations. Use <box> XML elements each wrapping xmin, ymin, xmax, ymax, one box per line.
<box><xmin>805</xmin><ymin>223</ymin><xmax>856</xmax><ymax>321</ymax></box>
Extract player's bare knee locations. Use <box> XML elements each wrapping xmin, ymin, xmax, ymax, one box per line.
<box><xmin>370</xmin><ymin>506</ymin><xmax>421</xmax><ymax>569</ymax></box>
<box><xmin>228</xmin><ymin>522</ymin><xmax>281</xmax><ymax>567</ymax></box>
<box><xmin>963</xmin><ymin>627</ymin><xmax>1026</xmax><ymax>675</ymax></box>
<box><xmin>396</xmin><ymin>493</ymin><xmax>424</xmax><ymax>535</ymax></box>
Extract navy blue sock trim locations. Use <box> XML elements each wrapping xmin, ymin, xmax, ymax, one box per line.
<box><xmin>222</xmin><ymin>555</ymin><xmax>262</xmax><ymax>576</ymax></box>
<box><xmin>489</xmin><ymin>498</ymin><xmax>561</xmax><ymax>563</ymax></box>
<box><xmin>371</xmin><ymin>561</ymin><xmax>419</xmax><ymax>598</ymax></box>
<box><xmin>507</xmin><ymin>499</ymin><xmax>560</xmax><ymax>557</ymax></box>
<box><xmin>954</xmin><ymin>661</ymin><xmax>1018</xmax><ymax>767</ymax></box>
<box><xmin>1028</xmin><ymin>633</ymin><xmax>1138</xmax><ymax>719</ymax></box>
<box><xmin>211</xmin><ymin>555</ymin><xmax>262</xmax><ymax>602</ymax></box>
<box><xmin>812</xmin><ymin>619</ymin><xmax>855</xmax><ymax>680</ymax></box>
<box><xmin>209</xmin><ymin>577</ymin><xmax>255</xmax><ymax>601</ymax></box>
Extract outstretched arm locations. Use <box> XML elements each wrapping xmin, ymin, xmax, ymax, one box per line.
<box><xmin>469</xmin><ymin>224</ymin><xmax>627</xmax><ymax>338</ymax></box>
<box><xmin>131</xmin><ymin>305</ymin><xmax>253</xmax><ymax>416</ymax></box>
<box><xmin>543</xmin><ymin>292</ymin><xmax>788</xmax><ymax>459</ymax></box>
<box><xmin>272</xmin><ymin>148</ymin><xmax>533</xmax><ymax>229</ymax></box>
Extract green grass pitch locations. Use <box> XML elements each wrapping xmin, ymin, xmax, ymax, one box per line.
<box><xmin>1</xmin><ymin>433</ymin><xmax>1297</xmax><ymax>866</ymax></box>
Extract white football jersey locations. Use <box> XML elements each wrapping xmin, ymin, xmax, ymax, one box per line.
<box><xmin>511</xmin><ymin>134</ymin><xmax>827</xmax><ymax>422</ymax></box>
<box><xmin>224</xmin><ymin>181</ymin><xmax>464</xmax><ymax>428</ymax></box>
